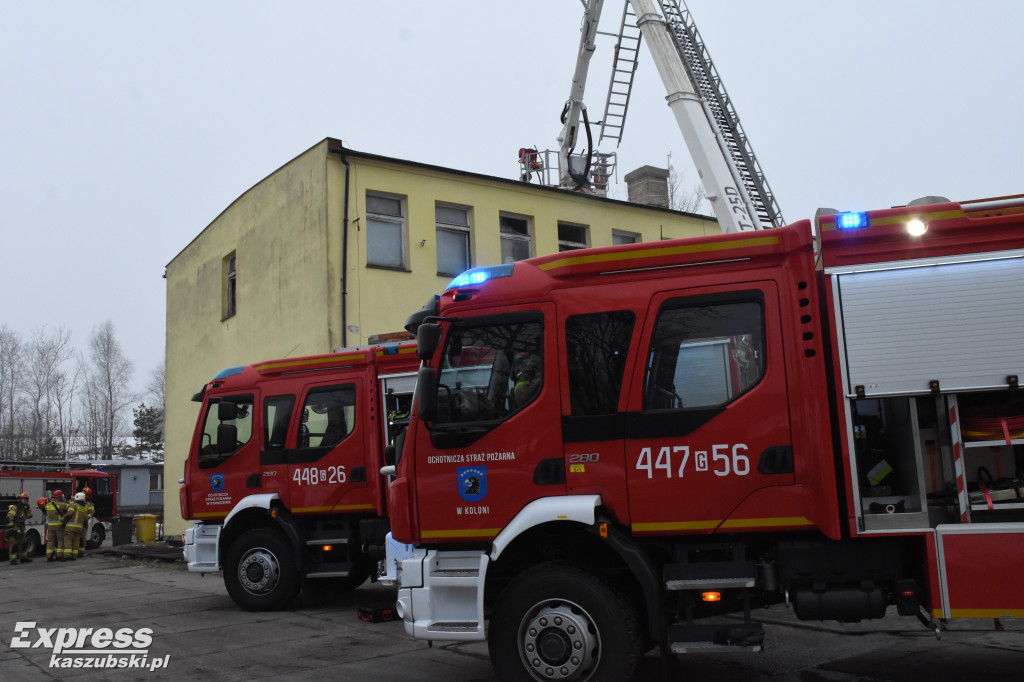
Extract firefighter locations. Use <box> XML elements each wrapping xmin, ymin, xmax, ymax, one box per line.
<box><xmin>44</xmin><ymin>491</ymin><xmax>67</xmax><ymax>562</ymax></box>
<box><xmin>77</xmin><ymin>487</ymin><xmax>95</xmax><ymax>558</ymax></box>
<box><xmin>512</xmin><ymin>353</ymin><xmax>542</xmax><ymax>407</ymax></box>
<box><xmin>62</xmin><ymin>493</ymin><xmax>89</xmax><ymax>561</ymax></box>
<box><xmin>6</xmin><ymin>492</ymin><xmax>34</xmax><ymax>565</ymax></box>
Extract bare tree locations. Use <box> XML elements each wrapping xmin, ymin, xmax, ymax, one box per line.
<box><xmin>84</xmin><ymin>320</ymin><xmax>135</xmax><ymax>459</ymax></box>
<box><xmin>667</xmin><ymin>154</ymin><xmax>709</xmax><ymax>215</ymax></box>
<box><xmin>24</xmin><ymin>326</ymin><xmax>74</xmax><ymax>459</ymax></box>
<box><xmin>146</xmin><ymin>360</ymin><xmax>166</xmax><ymax>415</ymax></box>
<box><xmin>0</xmin><ymin>325</ymin><xmax>25</xmax><ymax>458</ymax></box>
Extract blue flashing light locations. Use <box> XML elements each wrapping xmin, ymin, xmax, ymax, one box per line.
<box><xmin>446</xmin><ymin>264</ymin><xmax>515</xmax><ymax>291</ymax></box>
<box><xmin>837</xmin><ymin>211</ymin><xmax>869</xmax><ymax>230</ymax></box>
<box><xmin>211</xmin><ymin>366</ymin><xmax>244</xmax><ymax>380</ymax></box>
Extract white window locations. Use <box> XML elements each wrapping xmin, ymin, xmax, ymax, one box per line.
<box><xmin>612</xmin><ymin>230</ymin><xmax>639</xmax><ymax>246</ymax></box>
<box><xmin>558</xmin><ymin>221</ymin><xmax>589</xmax><ymax>252</ymax></box>
<box><xmin>223</xmin><ymin>252</ymin><xmax>237</xmax><ymax>319</ymax></box>
<box><xmin>149</xmin><ymin>472</ymin><xmax>164</xmax><ymax>492</ymax></box>
<box><xmin>500</xmin><ymin>213</ymin><xmax>532</xmax><ymax>264</ymax></box>
<box><xmin>436</xmin><ymin>204</ymin><xmax>471</xmax><ymax>276</ymax></box>
<box><xmin>366</xmin><ymin>193</ymin><xmax>406</xmax><ymax>268</ymax></box>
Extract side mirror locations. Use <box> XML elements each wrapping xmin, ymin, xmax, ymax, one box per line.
<box><xmin>416</xmin><ymin>366</ymin><xmax>438</xmax><ymax>423</ymax></box>
<box><xmin>217</xmin><ymin>401</ymin><xmax>238</xmax><ymax>421</ymax></box>
<box><xmin>216</xmin><ymin>424</ymin><xmax>238</xmax><ymax>453</ymax></box>
<box><xmin>417</xmin><ymin>323</ymin><xmax>442</xmax><ymax>361</ymax></box>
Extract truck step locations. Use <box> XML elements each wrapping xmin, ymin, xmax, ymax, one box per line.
<box><xmin>306</xmin><ymin>562</ymin><xmax>355</xmax><ymax>579</ymax></box>
<box><xmin>668</xmin><ymin>623</ymin><xmax>764</xmax><ymax>654</ymax></box>
<box><xmin>664</xmin><ymin>560</ymin><xmax>756</xmax><ymax>590</ymax></box>
<box><xmin>427</xmin><ymin>621</ymin><xmax>479</xmax><ymax>633</ymax></box>
<box><xmin>305</xmin><ymin>529</ymin><xmax>353</xmax><ymax>545</ymax></box>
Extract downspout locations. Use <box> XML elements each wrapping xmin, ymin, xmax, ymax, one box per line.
<box><xmin>340</xmin><ymin>151</ymin><xmax>350</xmax><ymax>349</ymax></box>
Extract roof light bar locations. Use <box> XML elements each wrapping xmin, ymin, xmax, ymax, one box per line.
<box><xmin>837</xmin><ymin>211</ymin><xmax>869</xmax><ymax>230</ymax></box>
<box><xmin>446</xmin><ymin>264</ymin><xmax>515</xmax><ymax>291</ymax></box>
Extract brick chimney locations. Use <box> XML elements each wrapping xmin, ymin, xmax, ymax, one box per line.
<box><xmin>624</xmin><ymin>165</ymin><xmax>670</xmax><ymax>208</ymax></box>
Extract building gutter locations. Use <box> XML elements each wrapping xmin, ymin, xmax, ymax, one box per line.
<box><xmin>338</xmin><ymin>148</ymin><xmax>351</xmax><ymax>349</ymax></box>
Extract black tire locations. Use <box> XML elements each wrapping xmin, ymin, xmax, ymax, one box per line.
<box><xmin>488</xmin><ymin>563</ymin><xmax>642</xmax><ymax>682</ymax></box>
<box><xmin>24</xmin><ymin>530</ymin><xmax>41</xmax><ymax>557</ymax></box>
<box><xmin>86</xmin><ymin>524</ymin><xmax>105</xmax><ymax>550</ymax></box>
<box><xmin>223</xmin><ymin>528</ymin><xmax>301</xmax><ymax>611</ymax></box>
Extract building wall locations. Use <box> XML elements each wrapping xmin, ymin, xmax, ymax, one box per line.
<box><xmin>164</xmin><ymin>139</ymin><xmax>719</xmax><ymax>534</ymax></box>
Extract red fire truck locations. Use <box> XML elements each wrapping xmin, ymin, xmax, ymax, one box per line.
<box><xmin>388</xmin><ymin>195</ymin><xmax>1024</xmax><ymax>681</ymax></box>
<box><xmin>181</xmin><ymin>343</ymin><xmax>419</xmax><ymax>610</ymax></box>
<box><xmin>0</xmin><ymin>464</ymin><xmax>117</xmax><ymax>556</ymax></box>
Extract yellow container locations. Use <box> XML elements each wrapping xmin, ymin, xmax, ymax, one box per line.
<box><xmin>135</xmin><ymin>514</ymin><xmax>157</xmax><ymax>543</ymax></box>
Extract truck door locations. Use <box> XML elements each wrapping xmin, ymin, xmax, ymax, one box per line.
<box><xmin>624</xmin><ymin>282</ymin><xmax>800</xmax><ymax>535</ymax></box>
<box><xmin>413</xmin><ymin>305</ymin><xmax>561</xmax><ymax>542</ymax></box>
<box><xmin>286</xmin><ymin>379</ymin><xmax>371</xmax><ymax>515</ymax></box>
<box><xmin>190</xmin><ymin>392</ymin><xmax>257</xmax><ymax>519</ymax></box>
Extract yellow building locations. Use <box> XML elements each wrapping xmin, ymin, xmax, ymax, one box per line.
<box><xmin>163</xmin><ymin>138</ymin><xmax>719</xmax><ymax>534</ymax></box>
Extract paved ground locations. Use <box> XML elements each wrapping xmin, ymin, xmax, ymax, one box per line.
<box><xmin>2</xmin><ymin>542</ymin><xmax>1023</xmax><ymax>681</ymax></box>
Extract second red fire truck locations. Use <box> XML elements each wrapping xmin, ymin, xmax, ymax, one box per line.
<box><xmin>181</xmin><ymin>343</ymin><xmax>418</xmax><ymax>610</ymax></box>
<box><xmin>387</xmin><ymin>195</ymin><xmax>1024</xmax><ymax>681</ymax></box>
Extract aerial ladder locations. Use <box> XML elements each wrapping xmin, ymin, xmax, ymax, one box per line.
<box><xmin>552</xmin><ymin>0</ymin><xmax>785</xmax><ymax>232</ymax></box>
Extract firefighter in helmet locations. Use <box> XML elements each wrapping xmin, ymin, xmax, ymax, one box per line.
<box><xmin>62</xmin><ymin>493</ymin><xmax>89</xmax><ymax>561</ymax></box>
<box><xmin>44</xmin><ymin>490</ymin><xmax>68</xmax><ymax>561</ymax></box>
<box><xmin>6</xmin><ymin>492</ymin><xmax>34</xmax><ymax>565</ymax></box>
<box><xmin>512</xmin><ymin>352</ymin><xmax>542</xmax><ymax>408</ymax></box>
<box><xmin>77</xmin><ymin>487</ymin><xmax>95</xmax><ymax>558</ymax></box>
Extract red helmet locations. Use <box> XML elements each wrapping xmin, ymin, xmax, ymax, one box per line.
<box><xmin>37</xmin><ymin>497</ymin><xmax>48</xmax><ymax>508</ymax></box>
<box><xmin>52</xmin><ymin>490</ymin><xmax>63</xmax><ymax>499</ymax></box>
<box><xmin>83</xmin><ymin>487</ymin><xmax>93</xmax><ymax>499</ymax></box>
<box><xmin>17</xmin><ymin>492</ymin><xmax>29</xmax><ymax>500</ymax></box>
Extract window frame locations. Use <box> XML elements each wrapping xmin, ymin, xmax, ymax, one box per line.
<box><xmin>499</xmin><ymin>213</ymin><xmax>533</xmax><ymax>264</ymax></box>
<box><xmin>435</xmin><ymin>202</ymin><xmax>472</xmax><ymax>276</ymax></box>
<box><xmin>366</xmin><ymin>192</ymin><xmax>408</xmax><ymax>270</ymax></box>
<box><xmin>222</xmin><ymin>252</ymin><xmax>237</xmax><ymax>320</ymax></box>
<box><xmin>611</xmin><ymin>230</ymin><xmax>640</xmax><ymax>246</ymax></box>
<box><xmin>557</xmin><ymin>221</ymin><xmax>590</xmax><ymax>252</ymax></box>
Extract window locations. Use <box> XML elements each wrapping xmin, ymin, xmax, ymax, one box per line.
<box><xmin>297</xmin><ymin>385</ymin><xmax>356</xmax><ymax>449</ymax></box>
<box><xmin>558</xmin><ymin>221</ymin><xmax>589</xmax><ymax>252</ymax></box>
<box><xmin>566</xmin><ymin>311</ymin><xmax>635</xmax><ymax>416</ymax></box>
<box><xmin>366</xmin><ymin>193</ymin><xmax>406</xmax><ymax>268</ymax></box>
<box><xmin>612</xmin><ymin>230</ymin><xmax>639</xmax><ymax>246</ymax></box>
<box><xmin>149</xmin><ymin>472</ymin><xmax>164</xmax><ymax>492</ymax></box>
<box><xmin>643</xmin><ymin>295</ymin><xmax>764</xmax><ymax>411</ymax></box>
<box><xmin>433</xmin><ymin>316</ymin><xmax>544</xmax><ymax>424</ymax></box>
<box><xmin>436</xmin><ymin>203</ymin><xmax>471</xmax><ymax>276</ymax></box>
<box><xmin>500</xmin><ymin>213</ymin><xmax>532</xmax><ymax>263</ymax></box>
<box><xmin>223</xmin><ymin>252</ymin><xmax>237</xmax><ymax>319</ymax></box>
<box><xmin>264</xmin><ymin>395</ymin><xmax>295</xmax><ymax>450</ymax></box>
<box><xmin>198</xmin><ymin>395</ymin><xmax>254</xmax><ymax>468</ymax></box>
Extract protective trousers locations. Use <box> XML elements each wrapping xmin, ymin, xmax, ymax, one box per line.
<box><xmin>46</xmin><ymin>524</ymin><xmax>64</xmax><ymax>560</ymax></box>
<box><xmin>63</xmin><ymin>524</ymin><xmax>83</xmax><ymax>560</ymax></box>
<box><xmin>7</xmin><ymin>529</ymin><xmax>26</xmax><ymax>564</ymax></box>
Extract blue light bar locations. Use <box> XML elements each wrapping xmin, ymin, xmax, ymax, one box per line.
<box><xmin>211</xmin><ymin>366</ymin><xmax>244</xmax><ymax>380</ymax></box>
<box><xmin>837</xmin><ymin>211</ymin><xmax>869</xmax><ymax>230</ymax></box>
<box><xmin>446</xmin><ymin>264</ymin><xmax>515</xmax><ymax>291</ymax></box>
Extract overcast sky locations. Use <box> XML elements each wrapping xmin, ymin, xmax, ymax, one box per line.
<box><xmin>2</xmin><ymin>1</ymin><xmax>1022</xmax><ymax>396</ymax></box>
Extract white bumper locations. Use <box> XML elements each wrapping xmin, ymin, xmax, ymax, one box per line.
<box><xmin>182</xmin><ymin>521</ymin><xmax>221</xmax><ymax>572</ymax></box>
<box><xmin>396</xmin><ymin>547</ymin><xmax>489</xmax><ymax>641</ymax></box>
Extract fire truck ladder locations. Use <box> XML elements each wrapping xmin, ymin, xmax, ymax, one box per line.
<box><xmin>656</xmin><ymin>0</ymin><xmax>785</xmax><ymax>228</ymax></box>
<box><xmin>599</xmin><ymin>2</ymin><xmax>642</xmax><ymax>146</ymax></box>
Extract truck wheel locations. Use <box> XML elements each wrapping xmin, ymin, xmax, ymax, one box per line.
<box><xmin>24</xmin><ymin>530</ymin><xmax>41</xmax><ymax>557</ymax></box>
<box><xmin>488</xmin><ymin>563</ymin><xmax>642</xmax><ymax>682</ymax></box>
<box><xmin>224</xmin><ymin>528</ymin><xmax>300</xmax><ymax>611</ymax></box>
<box><xmin>86</xmin><ymin>524</ymin><xmax>105</xmax><ymax>550</ymax></box>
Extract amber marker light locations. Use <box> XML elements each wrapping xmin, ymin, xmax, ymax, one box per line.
<box><xmin>599</xmin><ymin>522</ymin><xmax>608</xmax><ymax>538</ymax></box>
<box><xmin>323</xmin><ymin>545</ymin><xmax>333</xmax><ymax>552</ymax></box>
<box><xmin>702</xmin><ymin>591</ymin><xmax>722</xmax><ymax>602</ymax></box>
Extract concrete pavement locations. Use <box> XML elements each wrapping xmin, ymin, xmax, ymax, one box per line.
<box><xmin>2</xmin><ymin>546</ymin><xmax>1023</xmax><ymax>681</ymax></box>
